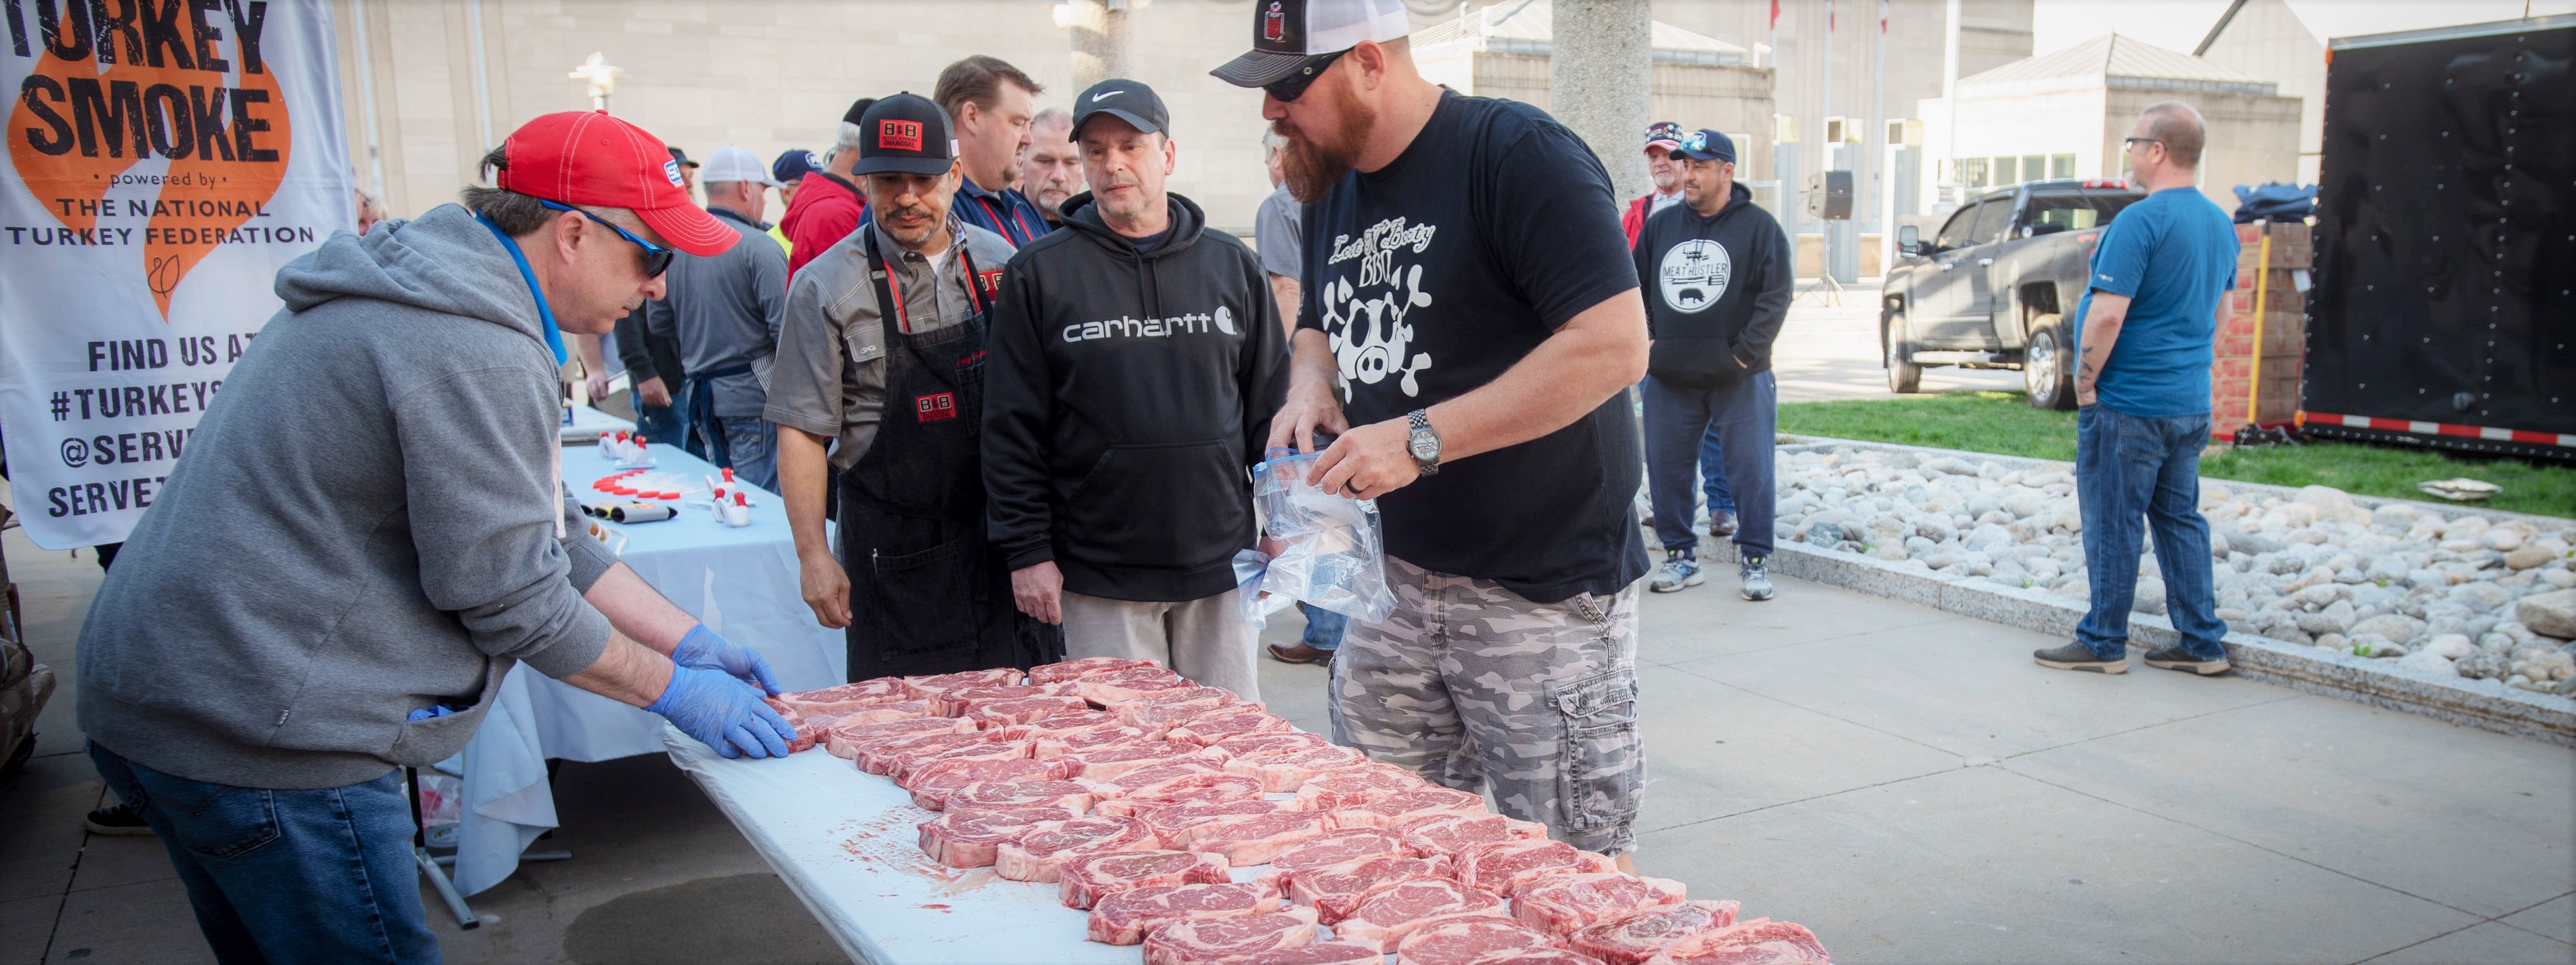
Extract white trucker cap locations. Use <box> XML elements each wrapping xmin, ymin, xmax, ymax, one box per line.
<box><xmin>697</xmin><ymin>144</ymin><xmax>784</xmax><ymax>188</ymax></box>
<box><xmin>1212</xmin><ymin>0</ymin><xmax>1411</xmax><ymax>90</ymax></box>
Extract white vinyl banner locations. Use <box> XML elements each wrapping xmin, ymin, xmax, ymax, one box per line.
<box><xmin>1</xmin><ymin>0</ymin><xmax>350</xmax><ymax>549</ymax></box>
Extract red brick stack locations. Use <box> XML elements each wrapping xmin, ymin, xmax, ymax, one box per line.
<box><xmin>2211</xmin><ymin>221</ymin><xmax>2311</xmax><ymax>438</ymax></box>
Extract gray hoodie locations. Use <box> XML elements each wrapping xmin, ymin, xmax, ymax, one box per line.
<box><xmin>77</xmin><ymin>204</ymin><xmax>619</xmax><ymax>790</ymax></box>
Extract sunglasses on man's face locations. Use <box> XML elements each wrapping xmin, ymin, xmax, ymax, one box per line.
<box><xmin>1264</xmin><ymin>50</ymin><xmax>1352</xmax><ymax>103</ymax></box>
<box><xmin>538</xmin><ymin>199</ymin><xmax>673</xmax><ymax>277</ymax></box>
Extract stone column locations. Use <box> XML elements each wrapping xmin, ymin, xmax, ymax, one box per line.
<box><xmin>1548</xmin><ymin>0</ymin><xmax>1654</xmax><ymax>200</ymax></box>
<box><xmin>1066</xmin><ymin>0</ymin><xmax>1135</xmax><ymax>88</ymax></box>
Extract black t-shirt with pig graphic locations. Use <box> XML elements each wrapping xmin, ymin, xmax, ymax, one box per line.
<box><xmin>1296</xmin><ymin>91</ymin><xmax>1648</xmax><ymax>603</ymax></box>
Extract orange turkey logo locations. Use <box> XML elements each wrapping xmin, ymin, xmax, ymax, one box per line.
<box><xmin>8</xmin><ymin>2</ymin><xmax>293</xmax><ymax>320</ymax></box>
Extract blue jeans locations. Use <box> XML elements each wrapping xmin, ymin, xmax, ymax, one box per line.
<box><xmin>632</xmin><ymin>400</ymin><xmax>695</xmax><ymax>458</ymax></box>
<box><xmin>1298</xmin><ymin>601</ymin><xmax>1347</xmax><ymax>652</ymax></box>
<box><xmin>697</xmin><ymin>415</ymin><xmax>777</xmax><ymax>491</ymax></box>
<box><xmin>2074</xmin><ymin>406</ymin><xmax>2227</xmax><ymax>660</ymax></box>
<box><xmin>1700</xmin><ymin>425</ymin><xmax>1736</xmax><ymax>516</ymax></box>
<box><xmin>1642</xmin><ymin>372</ymin><xmax>1776</xmax><ymax>559</ymax></box>
<box><xmin>88</xmin><ymin>742</ymin><xmax>441</xmax><ymax>965</ymax></box>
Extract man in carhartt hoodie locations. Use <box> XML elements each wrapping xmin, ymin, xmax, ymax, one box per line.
<box><xmin>75</xmin><ymin>111</ymin><xmax>795</xmax><ymax>964</ymax></box>
<box><xmin>982</xmin><ymin>80</ymin><xmax>1288</xmax><ymax>700</ymax></box>
<box><xmin>1633</xmin><ymin>130</ymin><xmax>1792</xmax><ymax>603</ymax></box>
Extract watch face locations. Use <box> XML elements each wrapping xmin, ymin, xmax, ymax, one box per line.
<box><xmin>1410</xmin><ymin>436</ymin><xmax>1438</xmax><ymax>460</ymax></box>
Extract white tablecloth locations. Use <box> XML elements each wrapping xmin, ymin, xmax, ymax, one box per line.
<box><xmin>444</xmin><ymin>442</ymin><xmax>843</xmax><ymax>895</ymax></box>
<box><xmin>663</xmin><ymin>727</ymin><xmax>1202</xmax><ymax>965</ymax></box>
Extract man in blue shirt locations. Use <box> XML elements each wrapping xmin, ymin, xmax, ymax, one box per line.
<box><xmin>2035</xmin><ymin>102</ymin><xmax>2240</xmax><ymax>677</ymax></box>
<box><xmin>935</xmin><ymin>55</ymin><xmax>1054</xmax><ymax>248</ymax></box>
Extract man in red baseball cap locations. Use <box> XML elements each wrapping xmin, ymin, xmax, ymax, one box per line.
<box><xmin>74</xmin><ymin>110</ymin><xmax>790</xmax><ymax>964</ymax></box>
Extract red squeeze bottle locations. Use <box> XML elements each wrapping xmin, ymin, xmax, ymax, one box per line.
<box><xmin>722</xmin><ymin>467</ymin><xmax>735</xmax><ymax>484</ymax></box>
<box><xmin>734</xmin><ymin>491</ymin><xmax>747</xmax><ymax>507</ymax></box>
<box><xmin>615</xmin><ymin>430</ymin><xmax>629</xmax><ymax>443</ymax></box>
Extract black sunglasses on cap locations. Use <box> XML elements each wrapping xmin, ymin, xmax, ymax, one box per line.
<box><xmin>1264</xmin><ymin>49</ymin><xmax>1351</xmax><ymax>103</ymax></box>
<box><xmin>538</xmin><ymin>199</ymin><xmax>675</xmax><ymax>278</ymax></box>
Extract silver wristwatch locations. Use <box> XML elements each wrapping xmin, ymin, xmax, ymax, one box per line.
<box><xmin>1407</xmin><ymin>409</ymin><xmax>1442</xmax><ymax>476</ymax></box>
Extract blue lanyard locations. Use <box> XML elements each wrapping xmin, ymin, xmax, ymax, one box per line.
<box><xmin>475</xmin><ymin>215</ymin><xmax>569</xmax><ymax>365</ymax></box>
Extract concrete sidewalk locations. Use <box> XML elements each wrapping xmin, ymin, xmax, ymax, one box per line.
<box><xmin>4</xmin><ymin>522</ymin><xmax>2570</xmax><ymax>964</ymax></box>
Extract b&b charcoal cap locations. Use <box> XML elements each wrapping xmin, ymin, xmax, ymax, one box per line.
<box><xmin>853</xmin><ymin>93</ymin><xmax>958</xmax><ymax>177</ymax></box>
<box><xmin>1212</xmin><ymin>0</ymin><xmax>1411</xmax><ymax>89</ymax></box>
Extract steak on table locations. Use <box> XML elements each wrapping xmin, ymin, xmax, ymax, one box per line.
<box><xmin>772</xmin><ymin>678</ymin><xmax>909</xmax><ymax>715</ymax></box>
<box><xmin>1090</xmin><ymin>773</ymin><xmax>1265</xmax><ymax>817</ymax></box>
<box><xmin>1189</xmin><ymin>810</ymin><xmax>1336</xmax><ymax>866</ymax></box>
<box><xmin>963</xmin><ymin>695</ymin><xmax>1092</xmax><ymax>728</ymax></box>
<box><xmin>931</xmin><ymin>684</ymin><xmax>1065</xmax><ymax>718</ymax></box>
<box><xmin>1034</xmin><ymin>723</ymin><xmax>1155</xmax><ymax>759</ymax></box>
<box><xmin>1165</xmin><ymin>708</ymin><xmax>1294</xmax><ymax>747</ymax></box>
<box><xmin>824</xmin><ymin>700</ymin><xmax>934</xmax><ymax>726</ymax></box>
<box><xmin>993</xmin><ymin>815</ymin><xmax>1158</xmax><ymax>882</ymax></box>
<box><xmin>1644</xmin><ymin>917</ymin><xmax>1830</xmax><ymax>965</ymax></box>
<box><xmin>1207</xmin><ymin>730</ymin><xmax>1333</xmax><ymax>761</ymax></box>
<box><xmin>1328</xmin><ymin>787</ymin><xmax>1489</xmax><ymax>828</ymax></box>
<box><xmin>1463</xmin><ymin>950</ymin><xmax>1600</xmax><ymax>965</ymax></box>
<box><xmin>1086</xmin><ymin>881</ymin><xmax>1284</xmax><ymax>945</ymax></box>
<box><xmin>1282</xmin><ymin>855</ymin><xmax>1446</xmax><ymax>923</ymax></box>
<box><xmin>1057</xmin><ymin>849</ymin><xmax>1232</xmax><ymax>909</ymax></box>
<box><xmin>1288</xmin><ymin>761</ymin><xmax>1428</xmax><ymax>809</ymax></box>
<box><xmin>823</xmin><ymin>716</ymin><xmax>973</xmax><ymax>759</ymax></box>
<box><xmin>940</xmin><ymin>778</ymin><xmax>1094</xmax><ymax>814</ymax></box>
<box><xmin>1453</xmin><ymin>839</ymin><xmax>1618</xmax><ymax>896</ymax></box>
<box><xmin>915</xmin><ymin>806</ymin><xmax>1074</xmax><ymax>868</ymax></box>
<box><xmin>1511</xmin><ymin>872</ymin><xmax>1689</xmax><ymax>936</ymax></box>
<box><xmin>1084</xmin><ymin>758</ymin><xmax>1229</xmax><ymax>798</ymax></box>
<box><xmin>1201</xmin><ymin>941</ymin><xmax>1382</xmax><ymax>965</ymax></box>
<box><xmin>1395</xmin><ymin>812</ymin><xmax>1552</xmax><ymax>857</ymax></box>
<box><xmin>1264</xmin><ymin>827</ymin><xmax>1418</xmax><ymax>877</ymax></box>
<box><xmin>1029</xmin><ymin>656</ymin><xmax>1162</xmax><ymax>685</ymax></box>
<box><xmin>901</xmin><ymin>668</ymin><xmax>1027</xmax><ymax>700</ymax></box>
<box><xmin>1140</xmin><ymin>907</ymin><xmax>1320</xmax><ymax>965</ymax></box>
<box><xmin>901</xmin><ymin>757</ymin><xmax>1073</xmax><ymax>809</ymax></box>
<box><xmin>1072</xmin><ymin>667</ymin><xmax>1193</xmax><ymax>705</ymax></box>
<box><xmin>1571</xmin><ymin>900</ymin><xmax>1742</xmax><ymax>965</ymax></box>
<box><xmin>1221</xmin><ymin>744</ymin><xmax>1372</xmax><ymax>792</ymax></box>
<box><xmin>854</xmin><ymin>730</ymin><xmax>1007</xmax><ymax>775</ymax></box>
<box><xmin>1065</xmin><ymin>741</ymin><xmax>1212</xmax><ymax>781</ymax></box>
<box><xmin>1393</xmin><ymin>915</ymin><xmax>1563</xmax><ymax>965</ymax></box>
<box><xmin>886</xmin><ymin>737</ymin><xmax>1032</xmax><ymax>783</ymax></box>
<box><xmin>1329</xmin><ymin>877</ymin><xmax>1509</xmax><ymax>952</ymax></box>
<box><xmin>1128</xmin><ymin>798</ymin><xmax>1284</xmax><ymax>845</ymax></box>
<box><xmin>1001</xmin><ymin>710</ymin><xmax>1121</xmax><ymax>739</ymax></box>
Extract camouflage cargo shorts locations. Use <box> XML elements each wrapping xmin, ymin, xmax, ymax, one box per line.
<box><xmin>1328</xmin><ymin>555</ymin><xmax>1644</xmax><ymax>855</ymax></box>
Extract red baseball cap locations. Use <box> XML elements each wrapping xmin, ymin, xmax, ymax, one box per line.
<box><xmin>495</xmin><ymin>110</ymin><xmax>736</xmax><ymax>258</ymax></box>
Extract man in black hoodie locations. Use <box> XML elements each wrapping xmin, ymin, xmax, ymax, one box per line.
<box><xmin>983</xmin><ymin>80</ymin><xmax>1290</xmax><ymax>700</ymax></box>
<box><xmin>1634</xmin><ymin>130</ymin><xmax>1791</xmax><ymax>601</ymax></box>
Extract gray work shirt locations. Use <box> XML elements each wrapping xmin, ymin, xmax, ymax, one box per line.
<box><xmin>1253</xmin><ymin>185</ymin><xmax>1305</xmax><ymax>281</ymax></box>
<box><xmin>766</xmin><ymin>217</ymin><xmax>1016</xmax><ymax>471</ymax></box>
<box><xmin>644</xmin><ymin>207</ymin><xmax>788</xmax><ymax>420</ymax></box>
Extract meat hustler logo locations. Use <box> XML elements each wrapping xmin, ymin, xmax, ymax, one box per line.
<box><xmin>1658</xmin><ymin>239</ymin><xmax>1730</xmax><ymax>314</ymax></box>
<box><xmin>1319</xmin><ymin>217</ymin><xmax>1437</xmax><ymax>399</ymax></box>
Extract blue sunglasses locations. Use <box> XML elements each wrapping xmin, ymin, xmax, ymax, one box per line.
<box><xmin>538</xmin><ymin>199</ymin><xmax>673</xmax><ymax>277</ymax></box>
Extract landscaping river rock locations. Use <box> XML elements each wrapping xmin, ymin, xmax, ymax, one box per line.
<box><xmin>1773</xmin><ymin>446</ymin><xmax>2576</xmax><ymax>697</ymax></box>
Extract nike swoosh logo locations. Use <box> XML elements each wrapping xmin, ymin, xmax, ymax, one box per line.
<box><xmin>1091</xmin><ymin>90</ymin><xmax>1123</xmax><ymax>102</ymax></box>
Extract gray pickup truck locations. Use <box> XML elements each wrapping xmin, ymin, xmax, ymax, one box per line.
<box><xmin>1882</xmin><ymin>179</ymin><xmax>2145</xmax><ymax>409</ymax></box>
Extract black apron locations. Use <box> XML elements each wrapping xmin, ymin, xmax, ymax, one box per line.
<box><xmin>840</xmin><ymin>232</ymin><xmax>1062</xmax><ymax>680</ymax></box>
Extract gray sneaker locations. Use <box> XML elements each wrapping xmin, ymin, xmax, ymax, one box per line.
<box><xmin>1650</xmin><ymin>550</ymin><xmax>1704</xmax><ymax>593</ymax></box>
<box><xmin>1739</xmin><ymin>555</ymin><xmax>1774</xmax><ymax>601</ymax></box>
<box><xmin>2141</xmin><ymin>646</ymin><xmax>2231</xmax><ymax>675</ymax></box>
<box><xmin>2033</xmin><ymin>641</ymin><xmax>2128</xmax><ymax>674</ymax></box>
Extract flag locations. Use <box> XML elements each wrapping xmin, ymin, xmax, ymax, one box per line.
<box><xmin>1881</xmin><ymin>0</ymin><xmax>1890</xmax><ymax>32</ymax></box>
<box><xmin>1769</xmin><ymin>0</ymin><xmax>1780</xmax><ymax>32</ymax></box>
<box><xmin>1827</xmin><ymin>0</ymin><xmax>1836</xmax><ymax>32</ymax></box>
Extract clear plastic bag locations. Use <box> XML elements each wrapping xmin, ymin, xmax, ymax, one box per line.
<box><xmin>1247</xmin><ymin>448</ymin><xmax>1396</xmax><ymax>624</ymax></box>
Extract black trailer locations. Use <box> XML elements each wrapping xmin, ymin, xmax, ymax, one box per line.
<box><xmin>2301</xmin><ymin>15</ymin><xmax>2575</xmax><ymax>461</ymax></box>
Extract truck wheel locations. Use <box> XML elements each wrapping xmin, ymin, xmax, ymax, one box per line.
<box><xmin>2025</xmin><ymin>316</ymin><xmax>2076</xmax><ymax>410</ymax></box>
<box><xmin>1885</xmin><ymin>312</ymin><xmax>1923</xmax><ymax>394</ymax></box>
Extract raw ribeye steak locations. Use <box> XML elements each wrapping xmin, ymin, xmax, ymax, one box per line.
<box><xmin>1072</xmin><ymin>667</ymin><xmax>1191</xmax><ymax>705</ymax></box>
<box><xmin>1644</xmin><ymin>917</ymin><xmax>1829</xmax><ymax>965</ymax></box>
<box><xmin>1140</xmin><ymin>907</ymin><xmax>1319</xmax><ymax>965</ymax></box>
<box><xmin>902</xmin><ymin>757</ymin><xmax>1072</xmax><ymax>809</ymax></box>
<box><xmin>940</xmin><ymin>778</ymin><xmax>1092</xmax><ymax>814</ymax></box>
<box><xmin>1084</xmin><ymin>758</ymin><xmax>1227</xmax><ymax>798</ymax></box>
<box><xmin>1454</xmin><ymin>839</ymin><xmax>1617</xmax><ymax>896</ymax></box>
<box><xmin>1329</xmin><ymin>787</ymin><xmax>1489</xmax><ymax>828</ymax></box>
<box><xmin>1324</xmin><ymin>877</ymin><xmax>1508</xmax><ymax>952</ymax></box>
<box><xmin>1090</xmin><ymin>773</ymin><xmax>1265</xmax><ymax>817</ymax></box>
<box><xmin>1283</xmin><ymin>855</ymin><xmax>1446</xmax><ymax>923</ymax></box>
<box><xmin>1512</xmin><ymin>872</ymin><xmax>1688</xmax><ymax>936</ymax></box>
<box><xmin>1288</xmin><ymin>761</ymin><xmax>1427</xmax><ymax>809</ymax></box>
<box><xmin>1128</xmin><ymin>798</ymin><xmax>1283</xmax><ymax>845</ymax></box>
<box><xmin>1057</xmin><ymin>849</ymin><xmax>1231</xmax><ymax>909</ymax></box>
<box><xmin>1034</xmin><ymin>723</ymin><xmax>1154</xmax><ymax>759</ymax></box>
<box><xmin>1086</xmin><ymin>881</ymin><xmax>1283</xmax><ymax>945</ymax></box>
<box><xmin>1222</xmin><ymin>744</ymin><xmax>1371</xmax><ymax>792</ymax></box>
<box><xmin>1571</xmin><ymin>900</ymin><xmax>1741</xmax><ymax>965</ymax></box>
<box><xmin>825</xmin><ymin>700</ymin><xmax>934</xmax><ymax>726</ymax></box>
<box><xmin>1264</xmin><ymin>827</ymin><xmax>1417</xmax><ymax>877</ymax></box>
<box><xmin>930</xmin><ymin>684</ymin><xmax>1062</xmax><ymax>717</ymax></box>
<box><xmin>772</xmin><ymin>678</ymin><xmax>909</xmax><ymax>715</ymax></box>
<box><xmin>1463</xmin><ymin>950</ymin><xmax>1599</xmax><ymax>965</ymax></box>
<box><xmin>1394</xmin><ymin>915</ymin><xmax>1563</xmax><ymax>965</ymax></box>
<box><xmin>963</xmin><ymin>695</ymin><xmax>1091</xmax><ymax>728</ymax></box>
<box><xmin>1190</xmin><ymin>810</ymin><xmax>1336</xmax><ymax>866</ymax></box>
<box><xmin>823</xmin><ymin>716</ymin><xmax>971</xmax><ymax>759</ymax></box>
<box><xmin>1393</xmin><ymin>812</ymin><xmax>1552</xmax><ymax>857</ymax></box>
<box><xmin>1029</xmin><ymin>656</ymin><xmax>1161</xmax><ymax>685</ymax></box>
<box><xmin>900</xmin><ymin>668</ymin><xmax>1026</xmax><ymax>699</ymax></box>
<box><xmin>1204</xmin><ymin>941</ymin><xmax>1383</xmax><ymax>965</ymax></box>
<box><xmin>993</xmin><ymin>816</ymin><xmax>1156</xmax><ymax>882</ymax></box>
<box><xmin>1065</xmin><ymin>741</ymin><xmax>1210</xmax><ymax>781</ymax></box>
<box><xmin>853</xmin><ymin>729</ymin><xmax>1000</xmax><ymax>774</ymax></box>
<box><xmin>886</xmin><ymin>737</ymin><xmax>1031</xmax><ymax>783</ymax></box>
<box><xmin>915</xmin><ymin>806</ymin><xmax>1074</xmax><ymax>868</ymax></box>
<box><xmin>1001</xmin><ymin>710</ymin><xmax>1120</xmax><ymax>739</ymax></box>
<box><xmin>1165</xmin><ymin>708</ymin><xmax>1293</xmax><ymax>746</ymax></box>
<box><xmin>1208</xmin><ymin>730</ymin><xmax>1332</xmax><ymax>761</ymax></box>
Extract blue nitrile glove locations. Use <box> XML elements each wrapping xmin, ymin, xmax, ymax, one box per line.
<box><xmin>670</xmin><ymin>623</ymin><xmax>783</xmax><ymax>696</ymax></box>
<box><xmin>645</xmin><ymin>664</ymin><xmax>797</xmax><ymax>759</ymax></box>
<box><xmin>406</xmin><ymin>705</ymin><xmax>460</xmax><ymax>722</ymax></box>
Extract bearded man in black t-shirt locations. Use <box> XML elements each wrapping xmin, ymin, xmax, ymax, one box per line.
<box><xmin>1215</xmin><ymin>0</ymin><xmax>1653</xmax><ymax>861</ymax></box>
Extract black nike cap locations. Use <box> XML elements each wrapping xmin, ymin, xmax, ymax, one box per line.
<box><xmin>1071</xmin><ymin>79</ymin><xmax>1170</xmax><ymax>141</ymax></box>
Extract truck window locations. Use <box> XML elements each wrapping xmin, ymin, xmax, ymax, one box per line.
<box><xmin>1967</xmin><ymin>198</ymin><xmax>2014</xmax><ymax>245</ymax></box>
<box><xmin>2023</xmin><ymin>193</ymin><xmax>2142</xmax><ymax>235</ymax></box>
<box><xmin>1933</xmin><ymin>202</ymin><xmax>1983</xmax><ymax>250</ymax></box>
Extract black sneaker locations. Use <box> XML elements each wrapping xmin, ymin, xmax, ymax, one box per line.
<box><xmin>85</xmin><ymin>802</ymin><xmax>154</xmax><ymax>837</ymax></box>
<box><xmin>2141</xmin><ymin>646</ymin><xmax>2231</xmax><ymax>675</ymax></box>
<box><xmin>2033</xmin><ymin>641</ymin><xmax>2127</xmax><ymax>674</ymax></box>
